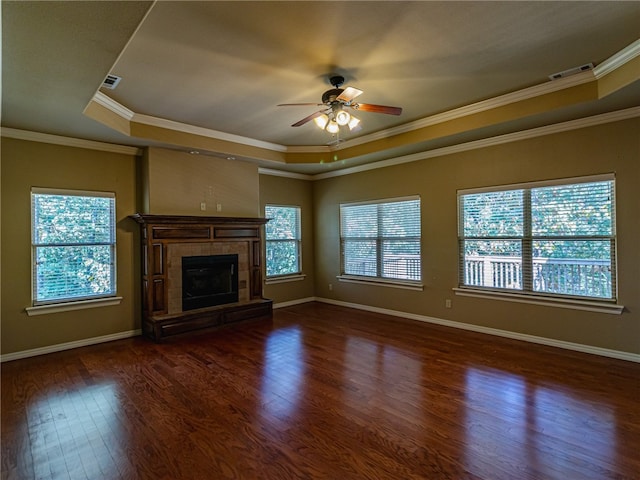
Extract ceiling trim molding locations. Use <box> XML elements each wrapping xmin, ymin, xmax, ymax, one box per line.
<box><xmin>258</xmin><ymin>167</ymin><xmax>314</xmax><ymax>180</ymax></box>
<box><xmin>92</xmin><ymin>68</ymin><xmax>599</xmax><ymax>155</ymax></box>
<box><xmin>594</xmin><ymin>39</ymin><xmax>640</xmax><ymax>78</ymax></box>
<box><xmin>0</xmin><ymin>127</ymin><xmax>143</xmax><ymax>155</ymax></box>
<box><xmin>92</xmin><ymin>91</ymin><xmax>135</xmax><ymax>120</ymax></box>
<box><xmin>337</xmin><ymin>71</ymin><xmax>599</xmax><ymax>150</ymax></box>
<box><xmin>340</xmin><ymin>40</ymin><xmax>639</xmax><ymax>150</ymax></box>
<box><xmin>89</xmin><ymin>68</ymin><xmax>599</xmax><ymax>157</ymax></box>
<box><xmin>287</xmin><ymin>145</ymin><xmax>332</xmax><ymax>154</ymax></box>
<box><xmin>89</xmin><ymin>92</ymin><xmax>289</xmax><ymax>152</ymax></box>
<box><xmin>312</xmin><ymin>107</ymin><xmax>640</xmax><ymax>181</ymax></box>
<box><xmin>131</xmin><ymin>113</ymin><xmax>288</xmax><ymax>152</ymax></box>
<box><xmin>85</xmin><ymin>39</ymin><xmax>638</xmax><ymax>161</ymax></box>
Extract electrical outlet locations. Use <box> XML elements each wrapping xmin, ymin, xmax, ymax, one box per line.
<box><xmin>200</xmin><ymin>202</ymin><xmax>206</xmax><ymax>211</ymax></box>
<box><xmin>445</xmin><ymin>299</ymin><xmax>452</xmax><ymax>308</ymax></box>
<box><xmin>328</xmin><ymin>283</ymin><xmax>333</xmax><ymax>291</ymax></box>
<box><xmin>216</xmin><ymin>203</ymin><xmax>222</xmax><ymax>212</ymax></box>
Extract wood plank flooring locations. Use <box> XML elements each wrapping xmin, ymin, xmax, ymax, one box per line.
<box><xmin>2</xmin><ymin>302</ymin><xmax>639</xmax><ymax>479</ymax></box>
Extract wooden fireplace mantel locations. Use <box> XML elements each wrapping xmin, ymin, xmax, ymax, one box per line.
<box><xmin>130</xmin><ymin>214</ymin><xmax>272</xmax><ymax>341</ymax></box>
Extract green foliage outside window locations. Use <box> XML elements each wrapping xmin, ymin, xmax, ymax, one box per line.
<box><xmin>265</xmin><ymin>205</ymin><xmax>301</xmax><ymax>277</ymax></box>
<box><xmin>32</xmin><ymin>190</ymin><xmax>116</xmax><ymax>304</ymax></box>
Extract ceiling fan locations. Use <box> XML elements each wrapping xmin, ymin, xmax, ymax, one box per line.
<box><xmin>277</xmin><ymin>75</ymin><xmax>402</xmax><ymax>132</ymax></box>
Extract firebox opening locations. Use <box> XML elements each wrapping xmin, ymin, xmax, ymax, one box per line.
<box><xmin>182</xmin><ymin>254</ymin><xmax>239</xmax><ymax>311</ymax></box>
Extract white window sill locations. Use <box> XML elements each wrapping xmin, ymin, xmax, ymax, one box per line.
<box><xmin>453</xmin><ymin>288</ymin><xmax>624</xmax><ymax>315</ymax></box>
<box><xmin>337</xmin><ymin>275</ymin><xmax>424</xmax><ymax>291</ymax></box>
<box><xmin>25</xmin><ymin>296</ymin><xmax>123</xmax><ymax>316</ymax></box>
<box><xmin>265</xmin><ymin>274</ymin><xmax>306</xmax><ymax>285</ymax></box>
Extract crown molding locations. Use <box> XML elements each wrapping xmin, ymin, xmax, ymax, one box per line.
<box><xmin>84</xmin><ymin>40</ymin><xmax>638</xmax><ymax>159</ymax></box>
<box><xmin>91</xmin><ymin>91</ymin><xmax>135</xmax><ymax>120</ymax></box>
<box><xmin>132</xmin><ymin>113</ymin><xmax>288</xmax><ymax>152</ymax></box>
<box><xmin>313</xmin><ymin>107</ymin><xmax>640</xmax><ymax>180</ymax></box>
<box><xmin>6</xmin><ymin>107</ymin><xmax>637</xmax><ymax>179</ymax></box>
<box><xmin>335</xmin><ymin>40</ymin><xmax>639</xmax><ymax>151</ymax></box>
<box><xmin>90</xmin><ymin>92</ymin><xmax>289</xmax><ymax>153</ymax></box>
<box><xmin>337</xmin><ymin>70</ymin><xmax>598</xmax><ymax>150</ymax></box>
<box><xmin>594</xmin><ymin>39</ymin><xmax>640</xmax><ymax>78</ymax></box>
<box><xmin>258</xmin><ymin>167</ymin><xmax>314</xmax><ymax>180</ymax></box>
<box><xmin>0</xmin><ymin>127</ymin><xmax>143</xmax><ymax>155</ymax></box>
<box><xmin>83</xmin><ymin>58</ymin><xmax>600</xmax><ymax>157</ymax></box>
<box><xmin>286</xmin><ymin>145</ymin><xmax>332</xmax><ymax>154</ymax></box>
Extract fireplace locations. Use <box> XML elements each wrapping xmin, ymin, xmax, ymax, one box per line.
<box><xmin>182</xmin><ymin>254</ymin><xmax>239</xmax><ymax>311</ymax></box>
<box><xmin>130</xmin><ymin>214</ymin><xmax>272</xmax><ymax>341</ymax></box>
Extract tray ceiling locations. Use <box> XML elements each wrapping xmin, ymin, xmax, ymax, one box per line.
<box><xmin>2</xmin><ymin>1</ymin><xmax>639</xmax><ymax>174</ymax></box>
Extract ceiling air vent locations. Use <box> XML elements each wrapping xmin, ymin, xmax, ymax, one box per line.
<box><xmin>549</xmin><ymin>63</ymin><xmax>594</xmax><ymax>80</ymax></box>
<box><xmin>102</xmin><ymin>74</ymin><xmax>122</xmax><ymax>90</ymax></box>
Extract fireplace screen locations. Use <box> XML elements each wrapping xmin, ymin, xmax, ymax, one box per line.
<box><xmin>182</xmin><ymin>254</ymin><xmax>239</xmax><ymax>311</ymax></box>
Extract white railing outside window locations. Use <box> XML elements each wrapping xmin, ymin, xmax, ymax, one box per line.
<box><xmin>345</xmin><ymin>254</ymin><xmax>421</xmax><ymax>281</ymax></box>
<box><xmin>463</xmin><ymin>255</ymin><xmax>612</xmax><ymax>298</ymax></box>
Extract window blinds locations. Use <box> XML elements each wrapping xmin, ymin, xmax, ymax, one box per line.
<box><xmin>458</xmin><ymin>175</ymin><xmax>615</xmax><ymax>300</ymax></box>
<box><xmin>32</xmin><ymin>189</ymin><xmax>116</xmax><ymax>304</ymax></box>
<box><xmin>340</xmin><ymin>197</ymin><xmax>421</xmax><ymax>281</ymax></box>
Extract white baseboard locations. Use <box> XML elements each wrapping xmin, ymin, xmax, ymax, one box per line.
<box><xmin>314</xmin><ymin>297</ymin><xmax>640</xmax><ymax>364</ymax></box>
<box><xmin>273</xmin><ymin>297</ymin><xmax>318</xmax><ymax>309</ymax></box>
<box><xmin>1</xmin><ymin>329</ymin><xmax>142</xmax><ymax>363</ymax></box>
<box><xmin>4</xmin><ymin>299</ymin><xmax>638</xmax><ymax>364</ymax></box>
<box><xmin>1</xmin><ymin>298</ymin><xmax>315</xmax><ymax>362</ymax></box>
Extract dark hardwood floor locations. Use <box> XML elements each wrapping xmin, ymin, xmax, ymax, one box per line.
<box><xmin>2</xmin><ymin>302</ymin><xmax>639</xmax><ymax>479</ymax></box>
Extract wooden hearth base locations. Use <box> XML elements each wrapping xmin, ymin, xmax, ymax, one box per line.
<box><xmin>143</xmin><ymin>299</ymin><xmax>273</xmax><ymax>341</ymax></box>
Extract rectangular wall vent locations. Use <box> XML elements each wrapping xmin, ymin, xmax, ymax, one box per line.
<box><xmin>102</xmin><ymin>74</ymin><xmax>122</xmax><ymax>90</ymax></box>
<box><xmin>549</xmin><ymin>63</ymin><xmax>594</xmax><ymax>80</ymax></box>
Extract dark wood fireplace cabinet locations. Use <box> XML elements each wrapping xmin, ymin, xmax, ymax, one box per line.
<box><xmin>130</xmin><ymin>214</ymin><xmax>272</xmax><ymax>341</ymax></box>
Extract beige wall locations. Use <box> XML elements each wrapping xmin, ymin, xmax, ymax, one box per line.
<box><xmin>143</xmin><ymin>147</ymin><xmax>260</xmax><ymax>217</ymax></box>
<box><xmin>259</xmin><ymin>174</ymin><xmax>316</xmax><ymax>303</ymax></box>
<box><xmin>1</xmin><ymin>138</ymin><xmax>140</xmax><ymax>354</ymax></box>
<box><xmin>1</xmin><ymin>141</ymin><xmax>267</xmax><ymax>356</ymax></box>
<box><xmin>313</xmin><ymin>118</ymin><xmax>640</xmax><ymax>355</ymax></box>
<box><xmin>2</xmin><ymin>118</ymin><xmax>638</xmax><ymax>357</ymax></box>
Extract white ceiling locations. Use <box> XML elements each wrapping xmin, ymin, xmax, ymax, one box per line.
<box><xmin>2</xmin><ymin>1</ymin><xmax>639</xmax><ymax>174</ymax></box>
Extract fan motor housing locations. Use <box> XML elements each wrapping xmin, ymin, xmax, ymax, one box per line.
<box><xmin>322</xmin><ymin>88</ymin><xmax>344</xmax><ymax>104</ymax></box>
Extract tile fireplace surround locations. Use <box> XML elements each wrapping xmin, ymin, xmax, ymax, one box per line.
<box><xmin>166</xmin><ymin>241</ymin><xmax>248</xmax><ymax>314</ymax></box>
<box><xmin>130</xmin><ymin>214</ymin><xmax>272</xmax><ymax>341</ymax></box>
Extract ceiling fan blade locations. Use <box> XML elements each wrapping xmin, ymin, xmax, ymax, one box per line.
<box><xmin>277</xmin><ymin>103</ymin><xmax>324</xmax><ymax>107</ymax></box>
<box><xmin>353</xmin><ymin>103</ymin><xmax>402</xmax><ymax>115</ymax></box>
<box><xmin>336</xmin><ymin>86</ymin><xmax>363</xmax><ymax>102</ymax></box>
<box><xmin>291</xmin><ymin>110</ymin><xmax>325</xmax><ymax>127</ymax></box>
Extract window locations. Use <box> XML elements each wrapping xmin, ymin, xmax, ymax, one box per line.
<box><xmin>458</xmin><ymin>174</ymin><xmax>616</xmax><ymax>301</ymax></box>
<box><xmin>31</xmin><ymin>188</ymin><xmax>117</xmax><ymax>305</ymax></box>
<box><xmin>265</xmin><ymin>205</ymin><xmax>301</xmax><ymax>277</ymax></box>
<box><xmin>340</xmin><ymin>197</ymin><xmax>421</xmax><ymax>282</ymax></box>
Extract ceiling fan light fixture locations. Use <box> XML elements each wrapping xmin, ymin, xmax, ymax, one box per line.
<box><xmin>326</xmin><ymin>119</ymin><xmax>340</xmax><ymax>134</ymax></box>
<box><xmin>314</xmin><ymin>114</ymin><xmax>329</xmax><ymax>129</ymax></box>
<box><xmin>348</xmin><ymin>115</ymin><xmax>360</xmax><ymax>130</ymax></box>
<box><xmin>335</xmin><ymin>109</ymin><xmax>351</xmax><ymax>126</ymax></box>
<box><xmin>278</xmin><ymin>74</ymin><xmax>402</xmax><ymax>134</ymax></box>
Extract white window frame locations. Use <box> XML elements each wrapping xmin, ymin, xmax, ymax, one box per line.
<box><xmin>27</xmin><ymin>188</ymin><xmax>120</xmax><ymax>314</ymax></box>
<box><xmin>338</xmin><ymin>196</ymin><xmax>423</xmax><ymax>290</ymax></box>
<box><xmin>456</xmin><ymin>174</ymin><xmax>623</xmax><ymax>314</ymax></box>
<box><xmin>264</xmin><ymin>204</ymin><xmax>304</xmax><ymax>282</ymax></box>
